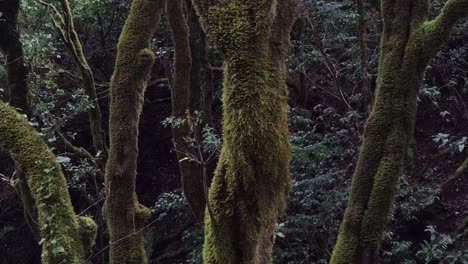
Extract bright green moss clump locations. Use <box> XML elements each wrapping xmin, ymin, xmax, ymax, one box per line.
<box><xmin>0</xmin><ymin>103</ymin><xmax>96</xmax><ymax>263</ymax></box>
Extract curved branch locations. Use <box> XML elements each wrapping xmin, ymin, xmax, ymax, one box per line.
<box><xmin>420</xmin><ymin>0</ymin><xmax>468</xmax><ymax>53</ymax></box>
<box><xmin>0</xmin><ymin>103</ymin><xmax>96</xmax><ymax>263</ymax></box>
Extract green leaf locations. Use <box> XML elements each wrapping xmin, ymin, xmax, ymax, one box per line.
<box><xmin>56</xmin><ymin>156</ymin><xmax>71</xmax><ymax>164</ymax></box>
<box><xmin>52</xmin><ymin>246</ymin><xmax>65</xmax><ymax>254</ymax></box>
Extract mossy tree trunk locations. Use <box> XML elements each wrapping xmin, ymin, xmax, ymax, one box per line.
<box><xmin>330</xmin><ymin>0</ymin><xmax>468</xmax><ymax>263</ymax></box>
<box><xmin>0</xmin><ymin>103</ymin><xmax>97</xmax><ymax>264</ymax></box>
<box><xmin>102</xmin><ymin>0</ymin><xmax>165</xmax><ymax>263</ymax></box>
<box><xmin>192</xmin><ymin>0</ymin><xmax>300</xmax><ymax>263</ymax></box>
<box><xmin>166</xmin><ymin>0</ymin><xmax>206</xmax><ymax>221</ymax></box>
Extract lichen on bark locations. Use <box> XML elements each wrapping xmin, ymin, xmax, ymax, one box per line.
<box><xmin>330</xmin><ymin>0</ymin><xmax>468</xmax><ymax>263</ymax></box>
<box><xmin>192</xmin><ymin>0</ymin><xmax>300</xmax><ymax>263</ymax></box>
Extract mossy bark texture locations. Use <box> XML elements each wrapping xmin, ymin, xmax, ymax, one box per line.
<box><xmin>193</xmin><ymin>0</ymin><xmax>300</xmax><ymax>263</ymax></box>
<box><xmin>166</xmin><ymin>0</ymin><xmax>206</xmax><ymax>221</ymax></box>
<box><xmin>102</xmin><ymin>0</ymin><xmax>165</xmax><ymax>263</ymax></box>
<box><xmin>330</xmin><ymin>1</ymin><xmax>468</xmax><ymax>263</ymax></box>
<box><xmin>0</xmin><ymin>103</ymin><xmax>97</xmax><ymax>264</ymax></box>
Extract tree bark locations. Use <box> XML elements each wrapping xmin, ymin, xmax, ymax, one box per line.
<box><xmin>0</xmin><ymin>0</ymin><xmax>41</xmax><ymax>241</ymax></box>
<box><xmin>166</xmin><ymin>0</ymin><xmax>206</xmax><ymax>221</ymax></box>
<box><xmin>102</xmin><ymin>0</ymin><xmax>165</xmax><ymax>263</ymax></box>
<box><xmin>0</xmin><ymin>103</ymin><xmax>97</xmax><ymax>264</ymax></box>
<box><xmin>330</xmin><ymin>0</ymin><xmax>468</xmax><ymax>263</ymax></box>
<box><xmin>356</xmin><ymin>0</ymin><xmax>373</xmax><ymax>112</ymax></box>
<box><xmin>0</xmin><ymin>0</ymin><xmax>30</xmax><ymax>114</ymax></box>
<box><xmin>192</xmin><ymin>0</ymin><xmax>300</xmax><ymax>263</ymax></box>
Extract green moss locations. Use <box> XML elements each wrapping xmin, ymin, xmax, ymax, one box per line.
<box><xmin>0</xmin><ymin>103</ymin><xmax>95</xmax><ymax>263</ymax></box>
<box><xmin>331</xmin><ymin>0</ymin><xmax>468</xmax><ymax>262</ymax></box>
<box><xmin>78</xmin><ymin>216</ymin><xmax>98</xmax><ymax>254</ymax></box>
<box><xmin>103</xmin><ymin>0</ymin><xmax>165</xmax><ymax>263</ymax></box>
<box><xmin>199</xmin><ymin>0</ymin><xmax>299</xmax><ymax>263</ymax></box>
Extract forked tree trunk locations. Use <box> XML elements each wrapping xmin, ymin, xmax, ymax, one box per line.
<box><xmin>0</xmin><ymin>103</ymin><xmax>97</xmax><ymax>264</ymax></box>
<box><xmin>330</xmin><ymin>0</ymin><xmax>468</xmax><ymax>263</ymax></box>
<box><xmin>102</xmin><ymin>0</ymin><xmax>165</xmax><ymax>263</ymax></box>
<box><xmin>192</xmin><ymin>0</ymin><xmax>300</xmax><ymax>263</ymax></box>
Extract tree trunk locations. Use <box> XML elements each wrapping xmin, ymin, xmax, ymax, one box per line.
<box><xmin>330</xmin><ymin>1</ymin><xmax>468</xmax><ymax>263</ymax></box>
<box><xmin>356</xmin><ymin>0</ymin><xmax>373</xmax><ymax>112</ymax></box>
<box><xmin>0</xmin><ymin>0</ymin><xmax>30</xmax><ymax>114</ymax></box>
<box><xmin>0</xmin><ymin>103</ymin><xmax>97</xmax><ymax>264</ymax></box>
<box><xmin>192</xmin><ymin>1</ymin><xmax>300</xmax><ymax>263</ymax></box>
<box><xmin>187</xmin><ymin>1</ymin><xmax>214</xmax><ymax>126</ymax></box>
<box><xmin>0</xmin><ymin>0</ymin><xmax>41</xmax><ymax>241</ymax></box>
<box><xmin>102</xmin><ymin>0</ymin><xmax>165</xmax><ymax>263</ymax></box>
<box><xmin>41</xmin><ymin>0</ymin><xmax>108</xmax><ymax>166</ymax></box>
<box><xmin>166</xmin><ymin>0</ymin><xmax>206</xmax><ymax>221</ymax></box>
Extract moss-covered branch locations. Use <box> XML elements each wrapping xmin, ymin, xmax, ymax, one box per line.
<box><xmin>418</xmin><ymin>0</ymin><xmax>468</xmax><ymax>58</ymax></box>
<box><xmin>102</xmin><ymin>0</ymin><xmax>165</xmax><ymax>263</ymax></box>
<box><xmin>0</xmin><ymin>103</ymin><xmax>96</xmax><ymax>264</ymax></box>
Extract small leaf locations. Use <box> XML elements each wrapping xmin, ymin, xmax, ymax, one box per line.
<box><xmin>55</xmin><ymin>156</ymin><xmax>71</xmax><ymax>164</ymax></box>
<box><xmin>276</xmin><ymin>232</ymin><xmax>285</xmax><ymax>238</ymax></box>
<box><xmin>52</xmin><ymin>246</ymin><xmax>65</xmax><ymax>254</ymax></box>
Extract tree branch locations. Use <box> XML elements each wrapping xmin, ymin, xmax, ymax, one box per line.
<box><xmin>421</xmin><ymin>0</ymin><xmax>468</xmax><ymax>52</ymax></box>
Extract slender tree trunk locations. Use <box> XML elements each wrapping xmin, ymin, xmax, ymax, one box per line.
<box><xmin>331</xmin><ymin>1</ymin><xmax>468</xmax><ymax>263</ymax></box>
<box><xmin>356</xmin><ymin>0</ymin><xmax>372</xmax><ymax>112</ymax></box>
<box><xmin>102</xmin><ymin>0</ymin><xmax>165</xmax><ymax>263</ymax></box>
<box><xmin>0</xmin><ymin>103</ymin><xmax>97</xmax><ymax>264</ymax></box>
<box><xmin>192</xmin><ymin>1</ymin><xmax>300</xmax><ymax>263</ymax></box>
<box><xmin>39</xmin><ymin>0</ymin><xmax>107</xmax><ymax>166</ymax></box>
<box><xmin>167</xmin><ymin>0</ymin><xmax>206</xmax><ymax>221</ymax></box>
<box><xmin>187</xmin><ymin>1</ymin><xmax>214</xmax><ymax>126</ymax></box>
<box><xmin>200</xmin><ymin>32</ymin><xmax>214</xmax><ymax>126</ymax></box>
<box><xmin>0</xmin><ymin>0</ymin><xmax>30</xmax><ymax>114</ymax></box>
